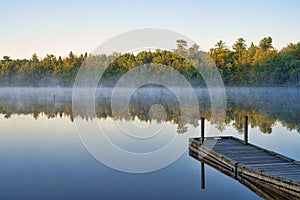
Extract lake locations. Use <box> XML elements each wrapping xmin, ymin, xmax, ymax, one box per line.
<box><xmin>0</xmin><ymin>87</ymin><xmax>299</xmax><ymax>199</ymax></box>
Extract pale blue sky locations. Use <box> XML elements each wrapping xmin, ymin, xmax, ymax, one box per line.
<box><xmin>1</xmin><ymin>0</ymin><xmax>299</xmax><ymax>58</ymax></box>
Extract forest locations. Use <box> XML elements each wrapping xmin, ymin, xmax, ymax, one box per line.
<box><xmin>0</xmin><ymin>36</ymin><xmax>299</xmax><ymax>87</ymax></box>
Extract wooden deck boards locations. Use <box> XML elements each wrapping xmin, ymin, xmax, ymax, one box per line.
<box><xmin>189</xmin><ymin>136</ymin><xmax>300</xmax><ymax>199</ymax></box>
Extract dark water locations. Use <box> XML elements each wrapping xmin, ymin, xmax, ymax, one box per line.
<box><xmin>0</xmin><ymin>87</ymin><xmax>299</xmax><ymax>199</ymax></box>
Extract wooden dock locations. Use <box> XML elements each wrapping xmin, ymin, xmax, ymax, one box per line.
<box><xmin>189</xmin><ymin>136</ymin><xmax>300</xmax><ymax>200</ymax></box>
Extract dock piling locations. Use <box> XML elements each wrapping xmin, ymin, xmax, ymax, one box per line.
<box><xmin>244</xmin><ymin>116</ymin><xmax>248</xmax><ymax>144</ymax></box>
<box><xmin>201</xmin><ymin>117</ymin><xmax>205</xmax><ymax>144</ymax></box>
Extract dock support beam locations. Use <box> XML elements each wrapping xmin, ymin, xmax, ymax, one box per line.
<box><xmin>201</xmin><ymin>117</ymin><xmax>205</xmax><ymax>144</ymax></box>
<box><xmin>244</xmin><ymin>116</ymin><xmax>248</xmax><ymax>144</ymax></box>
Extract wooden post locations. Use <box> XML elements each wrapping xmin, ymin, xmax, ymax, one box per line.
<box><xmin>244</xmin><ymin>116</ymin><xmax>248</xmax><ymax>144</ymax></box>
<box><xmin>201</xmin><ymin>161</ymin><xmax>205</xmax><ymax>189</ymax></box>
<box><xmin>201</xmin><ymin>117</ymin><xmax>205</xmax><ymax>144</ymax></box>
<box><xmin>234</xmin><ymin>163</ymin><xmax>238</xmax><ymax>179</ymax></box>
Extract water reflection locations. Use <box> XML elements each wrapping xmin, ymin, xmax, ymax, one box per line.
<box><xmin>192</xmin><ymin>158</ymin><xmax>295</xmax><ymax>200</ymax></box>
<box><xmin>0</xmin><ymin>87</ymin><xmax>299</xmax><ymax>199</ymax></box>
<box><xmin>0</xmin><ymin>87</ymin><xmax>299</xmax><ymax>134</ymax></box>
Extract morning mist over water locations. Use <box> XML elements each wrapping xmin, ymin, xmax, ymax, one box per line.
<box><xmin>0</xmin><ymin>87</ymin><xmax>299</xmax><ymax>134</ymax></box>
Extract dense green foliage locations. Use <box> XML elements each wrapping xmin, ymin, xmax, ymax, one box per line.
<box><xmin>0</xmin><ymin>52</ymin><xmax>86</xmax><ymax>86</ymax></box>
<box><xmin>0</xmin><ymin>37</ymin><xmax>299</xmax><ymax>87</ymax></box>
<box><xmin>210</xmin><ymin>37</ymin><xmax>300</xmax><ymax>86</ymax></box>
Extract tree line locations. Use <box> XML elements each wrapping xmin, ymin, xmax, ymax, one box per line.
<box><xmin>210</xmin><ymin>37</ymin><xmax>300</xmax><ymax>86</ymax></box>
<box><xmin>0</xmin><ymin>37</ymin><xmax>299</xmax><ymax>87</ymax></box>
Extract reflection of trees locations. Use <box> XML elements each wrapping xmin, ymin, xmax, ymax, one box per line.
<box><xmin>0</xmin><ymin>88</ymin><xmax>299</xmax><ymax>134</ymax></box>
<box><xmin>226</xmin><ymin>88</ymin><xmax>300</xmax><ymax>134</ymax></box>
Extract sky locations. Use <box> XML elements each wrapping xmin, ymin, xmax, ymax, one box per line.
<box><xmin>1</xmin><ymin>0</ymin><xmax>300</xmax><ymax>58</ymax></box>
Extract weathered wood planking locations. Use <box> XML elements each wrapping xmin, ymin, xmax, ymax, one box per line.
<box><xmin>189</xmin><ymin>136</ymin><xmax>300</xmax><ymax>200</ymax></box>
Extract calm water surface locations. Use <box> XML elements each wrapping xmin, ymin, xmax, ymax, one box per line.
<box><xmin>0</xmin><ymin>87</ymin><xmax>299</xmax><ymax>199</ymax></box>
